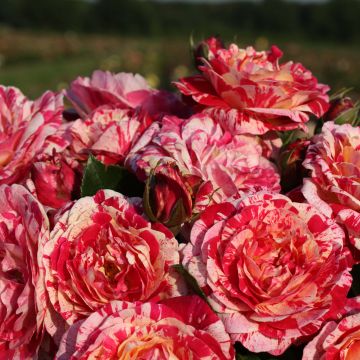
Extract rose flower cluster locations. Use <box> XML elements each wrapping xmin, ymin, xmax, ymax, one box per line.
<box><xmin>0</xmin><ymin>37</ymin><xmax>359</xmax><ymax>360</ymax></box>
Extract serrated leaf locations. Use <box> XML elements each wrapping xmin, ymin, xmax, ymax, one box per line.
<box><xmin>81</xmin><ymin>155</ymin><xmax>144</xmax><ymax>197</ymax></box>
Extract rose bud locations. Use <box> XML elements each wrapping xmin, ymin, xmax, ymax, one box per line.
<box><xmin>193</xmin><ymin>36</ymin><xmax>225</xmax><ymax>68</ymax></box>
<box><xmin>144</xmin><ymin>163</ymin><xmax>194</xmax><ymax>234</ymax></box>
<box><xmin>323</xmin><ymin>96</ymin><xmax>358</xmax><ymax>123</ymax></box>
<box><xmin>278</xmin><ymin>138</ymin><xmax>310</xmax><ymax>192</ymax></box>
<box><xmin>31</xmin><ymin>152</ymin><xmax>79</xmax><ymax>209</ymax></box>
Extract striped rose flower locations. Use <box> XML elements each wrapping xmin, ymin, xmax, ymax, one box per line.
<box><xmin>55</xmin><ymin>296</ymin><xmax>234</xmax><ymax>360</ymax></box>
<box><xmin>303</xmin><ymin>297</ymin><xmax>360</xmax><ymax>360</ymax></box>
<box><xmin>69</xmin><ymin>106</ymin><xmax>154</xmax><ymax>165</ymax></box>
<box><xmin>41</xmin><ymin>190</ymin><xmax>182</xmax><ymax>336</ymax></box>
<box><xmin>182</xmin><ymin>192</ymin><xmax>353</xmax><ymax>355</ymax></box>
<box><xmin>302</xmin><ymin>122</ymin><xmax>360</xmax><ymax>261</ymax></box>
<box><xmin>66</xmin><ymin>70</ymin><xmax>155</xmax><ymax>117</ymax></box>
<box><xmin>0</xmin><ymin>184</ymin><xmax>49</xmax><ymax>359</ymax></box>
<box><xmin>66</xmin><ymin>70</ymin><xmax>188</xmax><ymax>119</ymax></box>
<box><xmin>175</xmin><ymin>40</ymin><xmax>329</xmax><ymax>135</ymax></box>
<box><xmin>0</xmin><ymin>86</ymin><xmax>63</xmax><ymax>185</ymax></box>
<box><xmin>127</xmin><ymin>114</ymin><xmax>280</xmax><ymax>204</ymax></box>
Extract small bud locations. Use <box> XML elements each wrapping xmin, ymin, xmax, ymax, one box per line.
<box><xmin>144</xmin><ymin>163</ymin><xmax>193</xmax><ymax>234</ymax></box>
<box><xmin>279</xmin><ymin>139</ymin><xmax>310</xmax><ymax>193</ymax></box>
<box><xmin>324</xmin><ymin>97</ymin><xmax>359</xmax><ymax>125</ymax></box>
<box><xmin>193</xmin><ymin>36</ymin><xmax>224</xmax><ymax>68</ymax></box>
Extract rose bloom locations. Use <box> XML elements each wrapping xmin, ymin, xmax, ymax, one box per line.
<box><xmin>127</xmin><ymin>114</ymin><xmax>280</xmax><ymax>204</ymax></box>
<box><xmin>66</xmin><ymin>70</ymin><xmax>189</xmax><ymax>119</ymax></box>
<box><xmin>303</xmin><ymin>297</ymin><xmax>360</xmax><ymax>360</ymax></box>
<box><xmin>181</xmin><ymin>192</ymin><xmax>353</xmax><ymax>355</ymax></box>
<box><xmin>0</xmin><ymin>184</ymin><xmax>49</xmax><ymax>359</ymax></box>
<box><xmin>41</xmin><ymin>190</ymin><xmax>182</xmax><ymax>335</ymax></box>
<box><xmin>56</xmin><ymin>296</ymin><xmax>234</xmax><ymax>360</ymax></box>
<box><xmin>66</xmin><ymin>70</ymin><xmax>155</xmax><ymax>117</ymax></box>
<box><xmin>70</xmin><ymin>106</ymin><xmax>154</xmax><ymax>165</ymax></box>
<box><xmin>175</xmin><ymin>40</ymin><xmax>329</xmax><ymax>135</ymax></box>
<box><xmin>302</xmin><ymin>122</ymin><xmax>360</xmax><ymax>261</ymax></box>
<box><xmin>27</xmin><ymin>122</ymin><xmax>82</xmax><ymax>210</ymax></box>
<box><xmin>0</xmin><ymin>86</ymin><xmax>63</xmax><ymax>185</ymax></box>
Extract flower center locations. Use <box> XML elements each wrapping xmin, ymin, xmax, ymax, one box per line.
<box><xmin>116</xmin><ymin>333</ymin><xmax>176</xmax><ymax>360</ymax></box>
<box><xmin>0</xmin><ymin>150</ymin><xmax>13</xmax><ymax>168</ymax></box>
<box><xmin>343</xmin><ymin>330</ymin><xmax>360</xmax><ymax>360</ymax></box>
<box><xmin>104</xmin><ymin>260</ymin><xmax>120</xmax><ymax>281</ymax></box>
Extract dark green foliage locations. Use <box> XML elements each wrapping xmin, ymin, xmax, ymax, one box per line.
<box><xmin>81</xmin><ymin>155</ymin><xmax>144</xmax><ymax>198</ymax></box>
<box><xmin>0</xmin><ymin>0</ymin><xmax>360</xmax><ymax>43</ymax></box>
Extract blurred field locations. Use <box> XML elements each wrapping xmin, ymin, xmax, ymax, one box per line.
<box><xmin>0</xmin><ymin>28</ymin><xmax>359</xmax><ymax>100</ymax></box>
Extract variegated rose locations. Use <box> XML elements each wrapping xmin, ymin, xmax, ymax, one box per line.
<box><xmin>182</xmin><ymin>192</ymin><xmax>353</xmax><ymax>355</ymax></box>
<box><xmin>55</xmin><ymin>296</ymin><xmax>234</xmax><ymax>360</ymax></box>
<box><xmin>175</xmin><ymin>39</ymin><xmax>329</xmax><ymax>135</ymax></box>
<box><xmin>66</xmin><ymin>70</ymin><xmax>155</xmax><ymax>117</ymax></box>
<box><xmin>0</xmin><ymin>86</ymin><xmax>63</xmax><ymax>185</ymax></box>
<box><xmin>303</xmin><ymin>297</ymin><xmax>360</xmax><ymax>360</ymax></box>
<box><xmin>0</xmin><ymin>184</ymin><xmax>49</xmax><ymax>359</ymax></box>
<box><xmin>69</xmin><ymin>106</ymin><xmax>154</xmax><ymax>165</ymax></box>
<box><xmin>41</xmin><ymin>190</ymin><xmax>182</xmax><ymax>335</ymax></box>
<box><xmin>127</xmin><ymin>113</ymin><xmax>280</xmax><ymax>204</ymax></box>
<box><xmin>302</xmin><ymin>122</ymin><xmax>360</xmax><ymax>261</ymax></box>
<box><xmin>66</xmin><ymin>70</ymin><xmax>188</xmax><ymax>119</ymax></box>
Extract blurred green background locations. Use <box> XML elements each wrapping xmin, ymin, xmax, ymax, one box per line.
<box><xmin>0</xmin><ymin>0</ymin><xmax>359</xmax><ymax>99</ymax></box>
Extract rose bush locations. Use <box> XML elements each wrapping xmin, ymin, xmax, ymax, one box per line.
<box><xmin>0</xmin><ymin>86</ymin><xmax>63</xmax><ymax>185</ymax></box>
<box><xmin>127</xmin><ymin>113</ymin><xmax>280</xmax><ymax>204</ymax></box>
<box><xmin>0</xmin><ymin>184</ymin><xmax>49</xmax><ymax>359</ymax></box>
<box><xmin>175</xmin><ymin>40</ymin><xmax>329</xmax><ymax>135</ymax></box>
<box><xmin>55</xmin><ymin>296</ymin><xmax>234</xmax><ymax>360</ymax></box>
<box><xmin>0</xmin><ymin>36</ymin><xmax>358</xmax><ymax>359</ymax></box>
<box><xmin>302</xmin><ymin>121</ymin><xmax>360</xmax><ymax>261</ymax></box>
<box><xmin>181</xmin><ymin>192</ymin><xmax>353</xmax><ymax>355</ymax></box>
<box><xmin>41</xmin><ymin>189</ymin><xmax>182</xmax><ymax>334</ymax></box>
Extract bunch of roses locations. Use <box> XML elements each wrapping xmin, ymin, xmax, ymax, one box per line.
<box><xmin>0</xmin><ymin>36</ymin><xmax>359</xmax><ymax>360</ymax></box>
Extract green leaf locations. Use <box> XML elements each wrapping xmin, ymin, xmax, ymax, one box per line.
<box><xmin>329</xmin><ymin>88</ymin><xmax>353</xmax><ymax>101</ymax></box>
<box><xmin>172</xmin><ymin>264</ymin><xmax>210</xmax><ymax>305</ymax></box>
<box><xmin>81</xmin><ymin>155</ymin><xmax>144</xmax><ymax>197</ymax></box>
<box><xmin>334</xmin><ymin>106</ymin><xmax>360</xmax><ymax>126</ymax></box>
